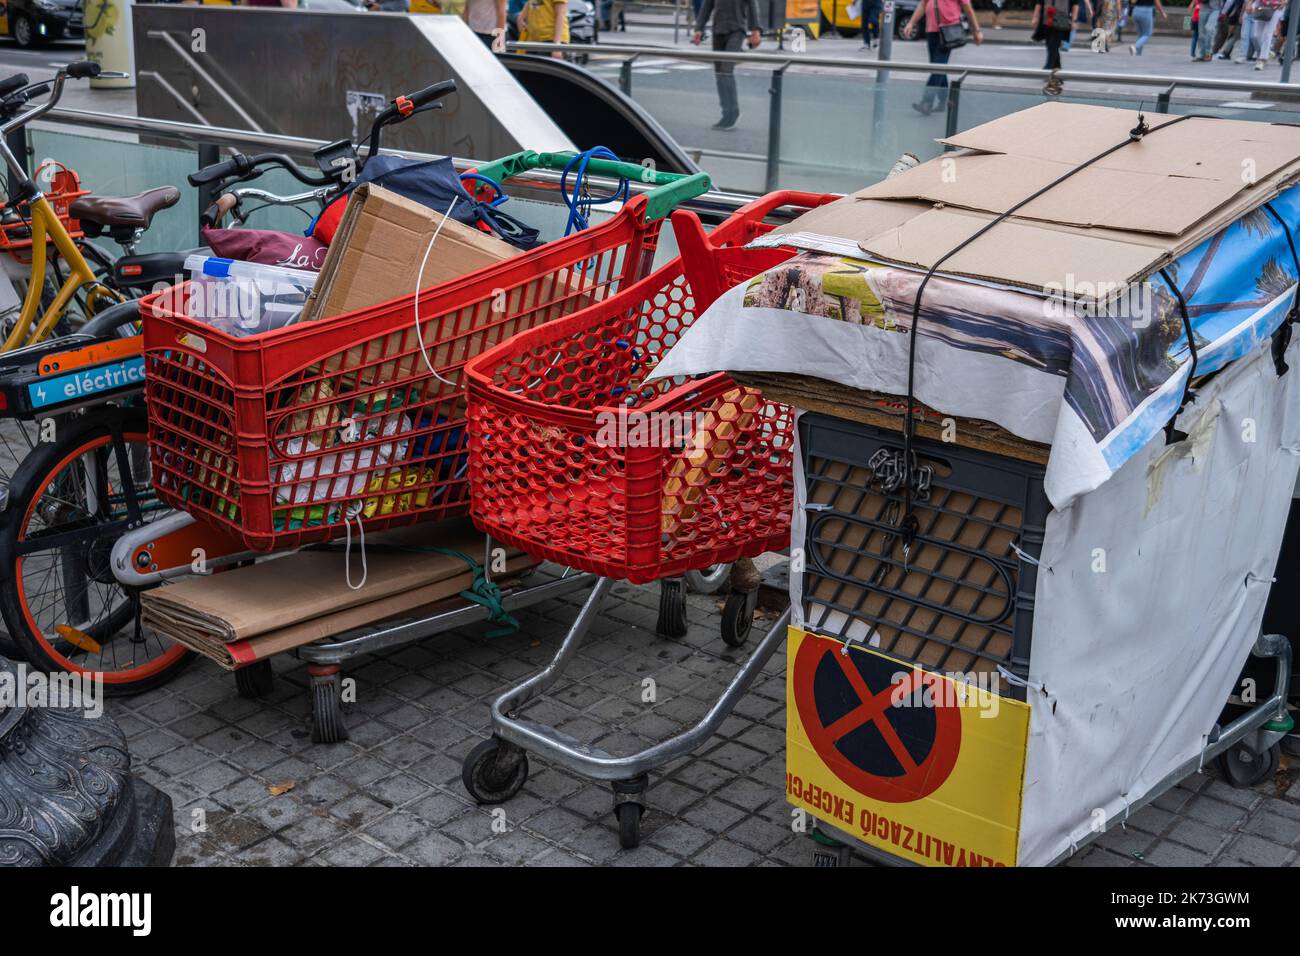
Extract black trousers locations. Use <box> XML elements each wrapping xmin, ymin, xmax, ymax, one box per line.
<box><xmin>1044</xmin><ymin>28</ymin><xmax>1065</xmax><ymax>69</ymax></box>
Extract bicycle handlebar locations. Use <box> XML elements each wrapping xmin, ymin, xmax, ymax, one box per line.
<box><xmin>188</xmin><ymin>152</ymin><xmax>334</xmax><ymax>189</ymax></box>
<box><xmin>0</xmin><ymin>74</ymin><xmax>29</xmax><ymax>99</ymax></box>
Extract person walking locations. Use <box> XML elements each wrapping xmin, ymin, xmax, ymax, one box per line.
<box><xmin>1243</xmin><ymin>0</ymin><xmax>1286</xmax><ymax>68</ymax></box>
<box><xmin>1061</xmin><ymin>0</ymin><xmax>1092</xmax><ymax>51</ymax></box>
<box><xmin>519</xmin><ymin>0</ymin><xmax>569</xmax><ymax>57</ymax></box>
<box><xmin>691</xmin><ymin>0</ymin><xmax>762</xmax><ymax>131</ymax></box>
<box><xmin>1032</xmin><ymin>0</ymin><xmax>1077</xmax><ymax>92</ymax></box>
<box><xmin>1128</xmin><ymin>0</ymin><xmax>1165</xmax><ymax>54</ymax></box>
<box><xmin>860</xmin><ymin>0</ymin><xmax>883</xmax><ymax>47</ymax></box>
<box><xmin>465</xmin><ymin>0</ymin><xmax>508</xmax><ymax>45</ymax></box>
<box><xmin>1195</xmin><ymin>0</ymin><xmax>1222</xmax><ymax>58</ymax></box>
<box><xmin>1214</xmin><ymin>0</ymin><xmax>1244</xmax><ymax>56</ymax></box>
<box><xmin>902</xmin><ymin>0</ymin><xmax>984</xmax><ymax>116</ymax></box>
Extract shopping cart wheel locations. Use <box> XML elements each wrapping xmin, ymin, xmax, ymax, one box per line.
<box><xmin>720</xmin><ymin>590</ymin><xmax>758</xmax><ymax>648</ymax></box>
<box><xmin>612</xmin><ymin>775</ymin><xmax>648</xmax><ymax>849</ymax></box>
<box><xmin>656</xmin><ymin>578</ymin><xmax>689</xmax><ymax>638</ymax></box>
<box><xmin>463</xmin><ymin>737</ymin><xmax>530</xmax><ymax>804</ymax></box>
<box><xmin>234</xmin><ymin>659</ymin><xmax>274</xmax><ymax>699</ymax></box>
<box><xmin>810</xmin><ymin>828</ymin><xmax>852</xmax><ymax>867</ymax></box>
<box><xmin>309</xmin><ymin>665</ymin><xmax>349</xmax><ymax>744</ymax></box>
<box><xmin>1217</xmin><ymin>741</ymin><xmax>1281</xmax><ymax>789</ymax></box>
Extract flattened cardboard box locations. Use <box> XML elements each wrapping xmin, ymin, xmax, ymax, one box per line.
<box><xmin>769</xmin><ymin>102</ymin><xmax>1300</xmax><ymax>302</ymax></box>
<box><xmin>306</xmin><ymin>183</ymin><xmax>519</xmax><ymax>323</ymax></box>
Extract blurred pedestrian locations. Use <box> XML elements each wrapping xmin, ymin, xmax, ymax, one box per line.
<box><xmin>465</xmin><ymin>0</ymin><xmax>507</xmax><ymax>45</ymax></box>
<box><xmin>991</xmin><ymin>0</ymin><xmax>1005</xmax><ymax>28</ymax></box>
<box><xmin>903</xmin><ymin>0</ymin><xmax>984</xmax><ymax>116</ymax></box>
<box><xmin>1195</xmin><ymin>0</ymin><xmax>1222</xmax><ymax>58</ymax></box>
<box><xmin>691</xmin><ymin>0</ymin><xmax>762</xmax><ymax>131</ymax></box>
<box><xmin>1215</xmin><ymin>0</ymin><xmax>1244</xmax><ymax>55</ymax></box>
<box><xmin>1243</xmin><ymin>0</ymin><xmax>1286</xmax><ymax>68</ymax></box>
<box><xmin>1062</xmin><ymin>0</ymin><xmax>1092</xmax><ymax>50</ymax></box>
<box><xmin>519</xmin><ymin>0</ymin><xmax>569</xmax><ymax>57</ymax></box>
<box><xmin>1033</xmin><ymin>0</ymin><xmax>1077</xmax><ymax>86</ymax></box>
<box><xmin>860</xmin><ymin>0</ymin><xmax>883</xmax><ymax>47</ymax></box>
<box><xmin>1128</xmin><ymin>0</ymin><xmax>1166</xmax><ymax>54</ymax></box>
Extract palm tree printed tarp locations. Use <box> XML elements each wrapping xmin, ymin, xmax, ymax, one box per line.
<box><xmin>653</xmin><ymin>185</ymin><xmax>1300</xmax><ymax>508</ymax></box>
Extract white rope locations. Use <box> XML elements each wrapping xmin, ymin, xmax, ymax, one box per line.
<box><xmin>414</xmin><ymin>195</ymin><xmax>459</xmax><ymax>389</ymax></box>
<box><xmin>996</xmin><ymin>664</ymin><xmax>1050</xmax><ymax>699</ymax></box>
<box><xmin>343</xmin><ymin>503</ymin><xmax>368</xmax><ymax>591</ymax></box>
<box><xmin>1008</xmin><ymin>540</ymin><xmax>1042</xmax><ymax>567</ymax></box>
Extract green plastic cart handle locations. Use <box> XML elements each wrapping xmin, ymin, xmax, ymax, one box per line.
<box><xmin>470</xmin><ymin>149</ymin><xmax>711</xmax><ymax>223</ymax></box>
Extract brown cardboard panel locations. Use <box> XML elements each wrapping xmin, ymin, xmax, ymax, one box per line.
<box><xmin>765</xmin><ymin>104</ymin><xmax>1300</xmax><ymax>298</ymax></box>
<box><xmin>857</xmin><ymin>206</ymin><xmax>1162</xmax><ymax>294</ymax></box>
<box><xmin>140</xmin><ymin>520</ymin><xmax>519</xmax><ymax>643</ymax></box>
<box><xmin>859</xmin><ymin>151</ymin><xmax>1260</xmax><ymax>236</ymax></box>
<box><xmin>148</xmin><ymin>554</ymin><xmax>536</xmax><ymax>670</ymax></box>
<box><xmin>306</xmin><ymin>184</ymin><xmax>519</xmax><ymax>323</ymax></box>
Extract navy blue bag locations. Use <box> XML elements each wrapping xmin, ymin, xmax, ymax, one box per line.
<box><xmin>310</xmin><ymin>155</ymin><xmax>542</xmax><ymax>250</ymax></box>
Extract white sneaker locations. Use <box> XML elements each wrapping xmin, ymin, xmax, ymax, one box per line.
<box><xmin>1256</xmin><ymin>59</ymin><xmax>1266</xmax><ymax>70</ymax></box>
<box><xmin>1129</xmin><ymin>43</ymin><xmax>1136</xmax><ymax>54</ymax></box>
<box><xmin>1235</xmin><ymin>56</ymin><xmax>1247</xmax><ymax>63</ymax></box>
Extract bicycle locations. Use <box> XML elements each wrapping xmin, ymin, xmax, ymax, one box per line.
<box><xmin>0</xmin><ymin>79</ymin><xmax>461</xmax><ymax>692</ymax></box>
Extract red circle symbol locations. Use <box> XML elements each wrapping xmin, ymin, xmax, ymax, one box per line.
<box><xmin>793</xmin><ymin>633</ymin><xmax>961</xmax><ymax>803</ymax></box>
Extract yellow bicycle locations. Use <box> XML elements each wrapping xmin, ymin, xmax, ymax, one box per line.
<box><xmin>0</xmin><ymin>62</ymin><xmax>166</xmax><ymax>354</ymax></box>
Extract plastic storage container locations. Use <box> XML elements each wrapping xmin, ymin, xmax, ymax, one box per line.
<box><xmin>183</xmin><ymin>254</ymin><xmax>318</xmax><ymax>337</ymax></box>
<box><xmin>141</xmin><ymin>151</ymin><xmax>712</xmax><ymax>552</ymax></box>
<box><xmin>466</xmin><ymin>191</ymin><xmax>839</xmax><ymax>583</ymax></box>
<box><xmin>797</xmin><ymin>412</ymin><xmax>1050</xmax><ymax>700</ymax></box>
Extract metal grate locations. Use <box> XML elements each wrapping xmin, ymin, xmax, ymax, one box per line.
<box><xmin>799</xmin><ymin>414</ymin><xmax>1049</xmax><ymax>699</ymax></box>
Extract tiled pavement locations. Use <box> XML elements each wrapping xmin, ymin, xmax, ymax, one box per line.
<box><xmin>107</xmin><ymin>574</ymin><xmax>1300</xmax><ymax>867</ymax></box>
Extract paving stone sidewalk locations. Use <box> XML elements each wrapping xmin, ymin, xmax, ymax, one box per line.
<box><xmin>109</xmin><ymin>575</ymin><xmax>1299</xmax><ymax>867</ymax></box>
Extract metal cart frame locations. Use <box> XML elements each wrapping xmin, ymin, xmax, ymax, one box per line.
<box><xmin>460</xmin><ymin>574</ymin><xmax>792</xmax><ymax>849</ymax></box>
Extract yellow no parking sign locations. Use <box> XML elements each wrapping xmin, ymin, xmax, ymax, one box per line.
<box><xmin>786</xmin><ymin>628</ymin><xmax>1031</xmax><ymax>867</ymax></box>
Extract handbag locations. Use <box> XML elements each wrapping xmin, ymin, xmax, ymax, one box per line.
<box><xmin>939</xmin><ymin>20</ymin><xmax>967</xmax><ymax>48</ymax></box>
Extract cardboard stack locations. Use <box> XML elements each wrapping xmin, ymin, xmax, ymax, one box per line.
<box><xmin>143</xmin><ymin>521</ymin><xmax>537</xmax><ymax>669</ymax></box>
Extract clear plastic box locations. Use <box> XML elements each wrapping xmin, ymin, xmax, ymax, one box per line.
<box><xmin>183</xmin><ymin>254</ymin><xmax>318</xmax><ymax>337</ymax></box>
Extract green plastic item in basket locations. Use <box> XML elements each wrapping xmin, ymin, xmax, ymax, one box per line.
<box><xmin>470</xmin><ymin>150</ymin><xmax>711</xmax><ymax>224</ymax></box>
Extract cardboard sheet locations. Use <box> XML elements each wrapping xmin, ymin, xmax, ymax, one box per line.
<box><xmin>765</xmin><ymin>102</ymin><xmax>1300</xmax><ymax>300</ymax></box>
<box><xmin>306</xmin><ymin>183</ymin><xmax>519</xmax><ymax>322</ymax></box>
<box><xmin>141</xmin><ymin>521</ymin><xmax>531</xmax><ymax>646</ymax></box>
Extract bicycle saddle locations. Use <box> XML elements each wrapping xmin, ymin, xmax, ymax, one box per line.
<box><xmin>69</xmin><ymin>186</ymin><xmax>181</xmax><ymax>230</ymax></box>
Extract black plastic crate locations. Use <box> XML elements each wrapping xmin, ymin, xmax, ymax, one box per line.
<box><xmin>798</xmin><ymin>413</ymin><xmax>1051</xmax><ymax>700</ymax></box>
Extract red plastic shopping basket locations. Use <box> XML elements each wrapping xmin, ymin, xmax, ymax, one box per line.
<box><xmin>0</xmin><ymin>161</ymin><xmax>89</xmax><ymax>258</ymax></box>
<box><xmin>466</xmin><ymin>190</ymin><xmax>838</xmax><ymax>583</ymax></box>
<box><xmin>142</xmin><ymin>155</ymin><xmax>711</xmax><ymax>552</ymax></box>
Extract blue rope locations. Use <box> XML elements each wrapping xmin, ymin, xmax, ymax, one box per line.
<box><xmin>560</xmin><ymin>146</ymin><xmax>630</xmax><ymax>236</ymax></box>
<box><xmin>460</xmin><ymin>172</ymin><xmax>508</xmax><ymax>207</ymax></box>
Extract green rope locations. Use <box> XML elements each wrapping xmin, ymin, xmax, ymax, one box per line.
<box><xmin>309</xmin><ymin>542</ymin><xmax>519</xmax><ymax>638</ymax></box>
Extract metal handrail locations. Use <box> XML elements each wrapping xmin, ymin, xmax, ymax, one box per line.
<box><xmin>39</xmin><ymin>105</ymin><xmax>775</xmax><ymax>216</ymax></box>
<box><xmin>509</xmin><ymin>40</ymin><xmax>1300</xmax><ymax>94</ymax></box>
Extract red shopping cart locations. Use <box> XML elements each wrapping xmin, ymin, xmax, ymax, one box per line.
<box><xmin>461</xmin><ymin>190</ymin><xmax>838</xmax><ymax>849</ymax></box>
<box><xmin>140</xmin><ymin>151</ymin><xmax>710</xmax><ymax>553</ymax></box>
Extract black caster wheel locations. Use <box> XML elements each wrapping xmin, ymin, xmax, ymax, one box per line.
<box><xmin>1217</xmin><ymin>741</ymin><xmax>1280</xmax><ymax>788</ymax></box>
<box><xmin>810</xmin><ymin>828</ymin><xmax>852</xmax><ymax>867</ymax></box>
<box><xmin>309</xmin><ymin>666</ymin><xmax>349</xmax><ymax>744</ymax></box>
<box><xmin>656</xmin><ymin>577</ymin><xmax>688</xmax><ymax>638</ymax></box>
<box><xmin>615</xmin><ymin>801</ymin><xmax>643</xmax><ymax>849</ymax></box>
<box><xmin>462</xmin><ymin>737</ymin><xmax>530</xmax><ymax>804</ymax></box>
<box><xmin>721</xmin><ymin>590</ymin><xmax>758</xmax><ymax>647</ymax></box>
<box><xmin>234</xmin><ymin>659</ymin><xmax>274</xmax><ymax>698</ymax></box>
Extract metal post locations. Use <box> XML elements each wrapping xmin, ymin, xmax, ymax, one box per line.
<box><xmin>766</xmin><ymin>63</ymin><xmax>791</xmax><ymax>193</ymax></box>
<box><xmin>1156</xmin><ymin>81</ymin><xmax>1175</xmax><ymax>113</ymax></box>
<box><xmin>5</xmin><ymin>127</ymin><xmax>27</xmax><ymax>200</ymax></box>
<box><xmin>196</xmin><ymin>142</ymin><xmax>219</xmax><ymax>237</ymax></box>
<box><xmin>871</xmin><ymin>1</ymin><xmax>895</xmax><ymax>164</ymax></box>
<box><xmin>674</xmin><ymin>0</ymin><xmax>681</xmax><ymax>45</ymax></box>
<box><xmin>945</xmin><ymin>71</ymin><xmax>967</xmax><ymax>139</ymax></box>
<box><xmin>1284</xmin><ymin>0</ymin><xmax>1299</xmax><ymax>83</ymax></box>
<box><xmin>620</xmin><ymin>54</ymin><xmax>637</xmax><ymax>95</ymax></box>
